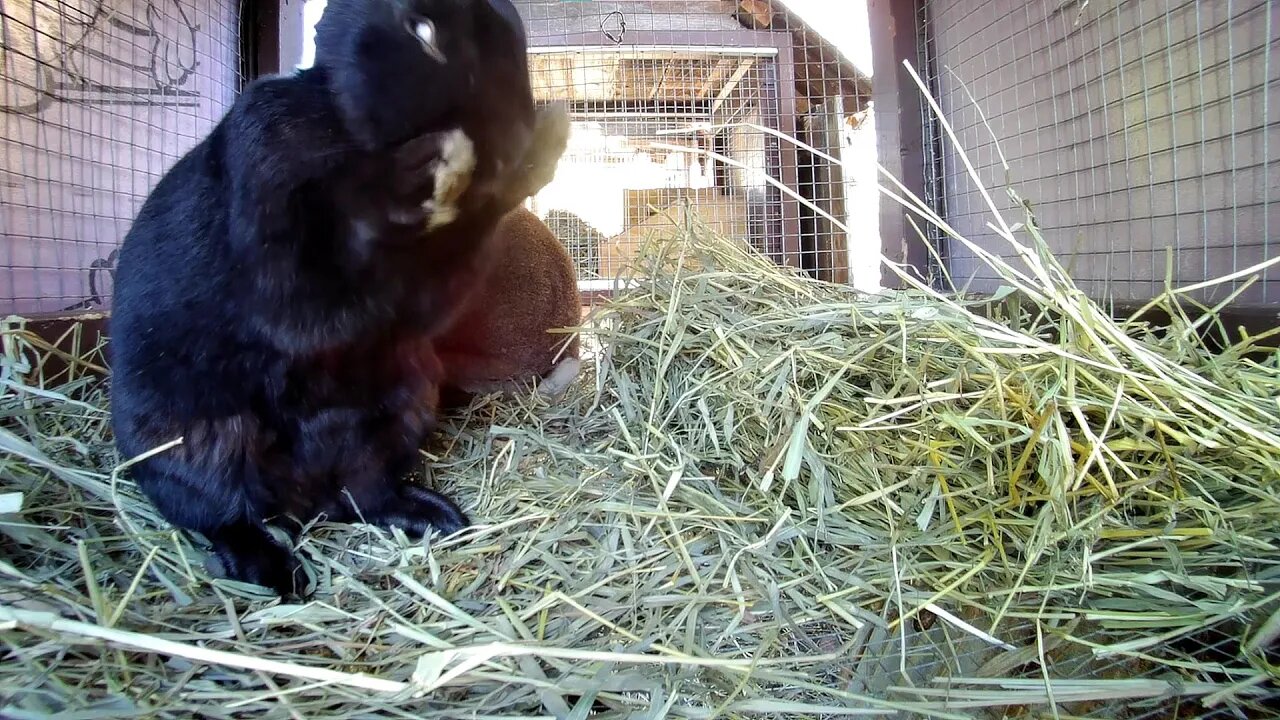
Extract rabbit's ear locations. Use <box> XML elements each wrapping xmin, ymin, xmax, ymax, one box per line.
<box><xmin>503</xmin><ymin>102</ymin><xmax>571</xmax><ymax>204</ymax></box>
<box><xmin>536</xmin><ymin>102</ymin><xmax>572</xmax><ymax>147</ymax></box>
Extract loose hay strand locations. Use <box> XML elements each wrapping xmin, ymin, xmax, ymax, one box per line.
<box><xmin>0</xmin><ymin>606</ymin><xmax>412</xmax><ymax>694</ymax></box>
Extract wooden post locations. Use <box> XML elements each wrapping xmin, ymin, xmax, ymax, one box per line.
<box><xmin>773</xmin><ymin>33</ymin><xmax>803</xmax><ymax>269</ymax></box>
<box><xmin>247</xmin><ymin>0</ymin><xmax>282</xmax><ymax>78</ymax></box>
<box><xmin>867</xmin><ymin>0</ymin><xmax>930</xmax><ymax>289</ymax></box>
<box><xmin>810</xmin><ymin>95</ymin><xmax>850</xmax><ymax>284</ymax></box>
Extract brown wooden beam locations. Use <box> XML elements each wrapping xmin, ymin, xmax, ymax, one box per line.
<box><xmin>529</xmin><ymin>29</ymin><xmax>783</xmax><ymax>52</ymax></box>
<box><xmin>17</xmin><ymin>311</ymin><xmax>110</xmax><ymax>386</ymax></box>
<box><xmin>698</xmin><ymin>58</ymin><xmax>738</xmax><ymax>98</ymax></box>
<box><xmin>238</xmin><ymin>0</ymin><xmax>281</xmax><ymax>80</ymax></box>
<box><xmin>973</xmin><ymin>295</ymin><xmax>1280</xmax><ymax>358</ymax></box>
<box><xmin>709</xmin><ymin>58</ymin><xmax>756</xmax><ymax>115</ymax></box>
<box><xmin>13</xmin><ymin>301</ymin><xmax>1276</xmax><ymax>383</ymax></box>
<box><xmin>735</xmin><ymin>0</ymin><xmax>777</xmax><ymax>30</ymax></box>
<box><xmin>1108</xmin><ymin>301</ymin><xmax>1280</xmax><ymax>356</ymax></box>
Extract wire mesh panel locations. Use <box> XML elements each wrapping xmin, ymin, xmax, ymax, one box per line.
<box><xmin>512</xmin><ymin>0</ymin><xmax>871</xmax><ymax>293</ymax></box>
<box><xmin>0</xmin><ymin>0</ymin><xmax>243</xmax><ymax>316</ymax></box>
<box><xmin>526</xmin><ymin>45</ymin><xmax>786</xmax><ymax>284</ymax></box>
<box><xmin>919</xmin><ymin>0</ymin><xmax>1279</xmax><ymax>305</ymax></box>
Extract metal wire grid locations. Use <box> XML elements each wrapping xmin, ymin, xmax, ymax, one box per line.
<box><xmin>916</xmin><ymin>0</ymin><xmax>950</xmax><ymax>287</ymax></box>
<box><xmin>0</xmin><ymin>0</ymin><xmax>867</xmax><ymax>312</ymax></box>
<box><xmin>918</xmin><ymin>0</ymin><xmax>1278</xmax><ymax>305</ymax></box>
<box><xmin>525</xmin><ymin>46</ymin><xmax>785</xmax><ymax>287</ymax></box>
<box><xmin>514</xmin><ymin>0</ymin><xmax>867</xmax><ymax>293</ymax></box>
<box><xmin>0</xmin><ymin>0</ymin><xmax>242</xmax><ymax>316</ymax></box>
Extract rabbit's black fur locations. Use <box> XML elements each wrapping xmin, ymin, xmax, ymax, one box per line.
<box><xmin>109</xmin><ymin>0</ymin><xmax>550</xmax><ymax>596</ymax></box>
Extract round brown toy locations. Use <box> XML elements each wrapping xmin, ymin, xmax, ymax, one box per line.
<box><xmin>433</xmin><ymin>207</ymin><xmax>582</xmax><ymax>409</ymax></box>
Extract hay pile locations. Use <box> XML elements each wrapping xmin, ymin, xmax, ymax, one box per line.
<box><xmin>2</xmin><ymin>210</ymin><xmax>1280</xmax><ymax>718</ymax></box>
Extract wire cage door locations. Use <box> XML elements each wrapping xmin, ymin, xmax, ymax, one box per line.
<box><xmin>526</xmin><ymin>43</ymin><xmax>791</xmax><ymax>294</ymax></box>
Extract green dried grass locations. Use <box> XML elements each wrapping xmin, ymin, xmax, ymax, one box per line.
<box><xmin>4</xmin><ymin>71</ymin><xmax>1280</xmax><ymax>718</ymax></box>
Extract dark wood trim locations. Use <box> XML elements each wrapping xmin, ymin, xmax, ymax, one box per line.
<box><xmin>1109</xmin><ymin>301</ymin><xmax>1280</xmax><ymax>354</ymax></box>
<box><xmin>867</xmin><ymin>0</ymin><xmax>930</xmax><ymax>289</ymax></box>
<box><xmin>973</xmin><ymin>294</ymin><xmax>1280</xmax><ymax>356</ymax></box>
<box><xmin>575</xmin><ymin>289</ymin><xmax>1280</xmax><ymax>356</ymax></box>
<box><xmin>16</xmin><ymin>297</ymin><xmax>1278</xmax><ymax>385</ymax></box>
<box><xmin>240</xmin><ymin>0</ymin><xmax>281</xmax><ymax>82</ymax></box>
<box><xmin>528</xmin><ymin>29</ymin><xmax>784</xmax><ymax>51</ymax></box>
<box><xmin>18</xmin><ymin>312</ymin><xmax>111</xmax><ymax>385</ymax></box>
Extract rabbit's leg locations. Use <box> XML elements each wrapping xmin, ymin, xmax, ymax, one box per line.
<box><xmin>124</xmin><ymin>417</ymin><xmax>304</xmax><ymax>597</ymax></box>
<box><xmin>293</xmin><ymin>405</ymin><xmax>470</xmax><ymax>538</ymax></box>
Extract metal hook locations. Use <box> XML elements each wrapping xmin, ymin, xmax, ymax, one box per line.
<box><xmin>62</xmin><ymin>248</ymin><xmax>119</xmax><ymax>312</ymax></box>
<box><xmin>600</xmin><ymin>11</ymin><xmax>625</xmax><ymax>45</ymax></box>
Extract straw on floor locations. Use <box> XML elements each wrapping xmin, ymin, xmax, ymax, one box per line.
<box><xmin>2</xmin><ymin>192</ymin><xmax>1279</xmax><ymax>718</ymax></box>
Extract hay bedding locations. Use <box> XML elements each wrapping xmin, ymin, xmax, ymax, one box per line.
<box><xmin>1</xmin><ymin>209</ymin><xmax>1280</xmax><ymax>719</ymax></box>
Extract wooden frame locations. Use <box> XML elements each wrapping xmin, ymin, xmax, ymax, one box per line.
<box><xmin>19</xmin><ymin>313</ymin><xmax>111</xmax><ymax>380</ymax></box>
<box><xmin>241</xmin><ymin>0</ymin><xmax>281</xmax><ymax>79</ymax></box>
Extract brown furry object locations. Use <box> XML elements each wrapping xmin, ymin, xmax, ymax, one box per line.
<box><xmin>433</xmin><ymin>207</ymin><xmax>582</xmax><ymax>409</ymax></box>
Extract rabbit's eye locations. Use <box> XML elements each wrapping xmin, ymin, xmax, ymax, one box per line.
<box><xmin>408</xmin><ymin>17</ymin><xmax>445</xmax><ymax>63</ymax></box>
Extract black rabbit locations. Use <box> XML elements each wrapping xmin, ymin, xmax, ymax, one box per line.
<box><xmin>109</xmin><ymin>0</ymin><xmax>563</xmax><ymax>596</ymax></box>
